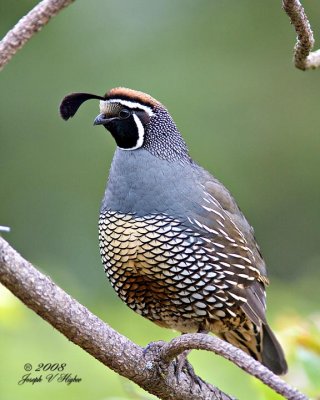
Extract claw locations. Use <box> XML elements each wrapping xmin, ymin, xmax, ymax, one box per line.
<box><xmin>174</xmin><ymin>349</ymin><xmax>191</xmax><ymax>382</ymax></box>
<box><xmin>174</xmin><ymin>350</ymin><xmax>204</xmax><ymax>390</ymax></box>
<box><xmin>143</xmin><ymin>340</ymin><xmax>166</xmax><ymax>357</ymax></box>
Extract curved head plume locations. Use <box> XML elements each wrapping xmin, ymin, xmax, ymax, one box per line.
<box><xmin>59</xmin><ymin>87</ymin><xmax>189</xmax><ymax>159</ymax></box>
<box><xmin>59</xmin><ymin>92</ymin><xmax>105</xmax><ymax>120</ymax></box>
<box><xmin>59</xmin><ymin>88</ymin><xmax>160</xmax><ymax>121</ymax></box>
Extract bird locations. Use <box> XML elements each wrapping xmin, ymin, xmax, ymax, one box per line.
<box><xmin>60</xmin><ymin>87</ymin><xmax>288</xmax><ymax>375</ymax></box>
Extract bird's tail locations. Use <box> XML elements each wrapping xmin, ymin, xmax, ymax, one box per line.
<box><xmin>219</xmin><ymin>321</ymin><xmax>288</xmax><ymax>375</ymax></box>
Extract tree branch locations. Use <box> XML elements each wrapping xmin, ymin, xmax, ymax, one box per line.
<box><xmin>0</xmin><ymin>236</ymin><xmax>309</xmax><ymax>400</ymax></box>
<box><xmin>0</xmin><ymin>236</ymin><xmax>232</xmax><ymax>400</ymax></box>
<box><xmin>0</xmin><ymin>2</ymin><xmax>314</xmax><ymax>398</ymax></box>
<box><xmin>0</xmin><ymin>0</ymin><xmax>75</xmax><ymax>71</ymax></box>
<box><xmin>282</xmin><ymin>0</ymin><xmax>320</xmax><ymax>70</ymax></box>
<box><xmin>160</xmin><ymin>335</ymin><xmax>308</xmax><ymax>400</ymax></box>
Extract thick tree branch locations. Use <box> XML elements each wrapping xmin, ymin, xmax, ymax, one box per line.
<box><xmin>282</xmin><ymin>0</ymin><xmax>320</xmax><ymax>70</ymax></box>
<box><xmin>0</xmin><ymin>0</ymin><xmax>75</xmax><ymax>71</ymax></box>
<box><xmin>0</xmin><ymin>236</ymin><xmax>232</xmax><ymax>400</ymax></box>
<box><xmin>0</xmin><ymin>236</ymin><xmax>309</xmax><ymax>400</ymax></box>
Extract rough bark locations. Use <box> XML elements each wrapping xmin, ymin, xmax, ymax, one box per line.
<box><xmin>0</xmin><ymin>0</ymin><xmax>315</xmax><ymax>398</ymax></box>
<box><xmin>0</xmin><ymin>0</ymin><xmax>75</xmax><ymax>71</ymax></box>
<box><xmin>0</xmin><ymin>237</ymin><xmax>308</xmax><ymax>400</ymax></box>
<box><xmin>283</xmin><ymin>0</ymin><xmax>320</xmax><ymax>70</ymax></box>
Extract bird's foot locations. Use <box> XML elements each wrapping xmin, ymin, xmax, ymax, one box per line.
<box><xmin>143</xmin><ymin>340</ymin><xmax>166</xmax><ymax>357</ymax></box>
<box><xmin>143</xmin><ymin>340</ymin><xmax>204</xmax><ymax>389</ymax></box>
<box><xmin>143</xmin><ymin>340</ymin><xmax>167</xmax><ymax>378</ymax></box>
<box><xmin>174</xmin><ymin>350</ymin><xmax>204</xmax><ymax>389</ymax></box>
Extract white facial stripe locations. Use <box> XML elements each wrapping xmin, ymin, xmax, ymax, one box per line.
<box><xmin>119</xmin><ymin>113</ymin><xmax>145</xmax><ymax>151</ymax></box>
<box><xmin>99</xmin><ymin>99</ymin><xmax>154</xmax><ymax>116</ymax></box>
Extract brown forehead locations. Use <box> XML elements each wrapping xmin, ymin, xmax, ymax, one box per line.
<box><xmin>105</xmin><ymin>87</ymin><xmax>161</xmax><ymax>109</ymax></box>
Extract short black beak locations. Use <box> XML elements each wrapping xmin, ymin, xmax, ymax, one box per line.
<box><xmin>93</xmin><ymin>113</ymin><xmax>108</xmax><ymax>126</ymax></box>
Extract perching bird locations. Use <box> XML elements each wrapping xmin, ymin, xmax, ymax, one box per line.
<box><xmin>60</xmin><ymin>87</ymin><xmax>288</xmax><ymax>375</ymax></box>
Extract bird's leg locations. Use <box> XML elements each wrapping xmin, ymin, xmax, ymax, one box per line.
<box><xmin>174</xmin><ymin>347</ymin><xmax>191</xmax><ymax>381</ymax></box>
<box><xmin>174</xmin><ymin>329</ymin><xmax>208</xmax><ymax>387</ymax></box>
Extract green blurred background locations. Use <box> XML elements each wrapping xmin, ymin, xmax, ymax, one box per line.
<box><xmin>1</xmin><ymin>1</ymin><xmax>319</xmax><ymax>399</ymax></box>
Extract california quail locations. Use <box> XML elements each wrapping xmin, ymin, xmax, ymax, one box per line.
<box><xmin>60</xmin><ymin>87</ymin><xmax>288</xmax><ymax>375</ymax></box>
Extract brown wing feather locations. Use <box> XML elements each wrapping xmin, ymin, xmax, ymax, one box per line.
<box><xmin>186</xmin><ymin>171</ymin><xmax>269</xmax><ymax>326</ymax></box>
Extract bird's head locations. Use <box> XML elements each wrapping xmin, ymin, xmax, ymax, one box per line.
<box><xmin>60</xmin><ymin>87</ymin><xmax>189</xmax><ymax>160</ymax></box>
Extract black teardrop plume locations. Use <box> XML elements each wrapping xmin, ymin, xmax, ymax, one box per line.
<box><xmin>60</xmin><ymin>92</ymin><xmax>105</xmax><ymax>120</ymax></box>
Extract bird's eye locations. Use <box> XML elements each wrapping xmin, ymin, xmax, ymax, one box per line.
<box><xmin>118</xmin><ymin>109</ymin><xmax>131</xmax><ymax>119</ymax></box>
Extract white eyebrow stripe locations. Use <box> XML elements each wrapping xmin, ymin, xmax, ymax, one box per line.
<box><xmin>100</xmin><ymin>99</ymin><xmax>154</xmax><ymax>116</ymax></box>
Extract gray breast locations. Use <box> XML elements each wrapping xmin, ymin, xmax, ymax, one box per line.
<box><xmin>101</xmin><ymin>148</ymin><xmax>204</xmax><ymax>219</ymax></box>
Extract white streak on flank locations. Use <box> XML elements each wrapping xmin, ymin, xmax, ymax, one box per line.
<box><xmin>217</xmin><ymin>220</ymin><xmax>225</xmax><ymax>228</ymax></box>
<box><xmin>214</xmin><ymin>294</ymin><xmax>226</xmax><ymax>302</ymax></box>
<box><xmin>202</xmin><ymin>205</ymin><xmax>215</xmax><ymax>212</ymax></box>
<box><xmin>213</xmin><ymin>243</ymin><xmax>225</xmax><ymax>249</ymax></box>
<box><xmin>193</xmin><ymin>218</ymin><xmax>204</xmax><ymax>228</ymax></box>
<box><xmin>216</xmin><ymin>281</ymin><xmax>228</xmax><ymax>288</ymax></box>
<box><xmin>120</xmin><ymin>114</ymin><xmax>145</xmax><ymax>151</ymax></box>
<box><xmin>238</xmin><ymin>273</ymin><xmax>250</xmax><ymax>279</ymax></box>
<box><xmin>212</xmin><ymin>209</ymin><xmax>225</xmax><ymax>220</ymax></box>
<box><xmin>216</xmin><ymin>251</ymin><xmax>228</xmax><ymax>259</ymax></box>
<box><xmin>239</xmin><ymin>245</ymin><xmax>252</xmax><ymax>253</ymax></box>
<box><xmin>248</xmin><ymin>266</ymin><xmax>259</xmax><ymax>272</ymax></box>
<box><xmin>226</xmin><ymin>280</ymin><xmax>237</xmax><ymax>285</ymax></box>
<box><xmin>235</xmin><ymin>230</ymin><xmax>246</xmax><ymax>243</ymax></box>
<box><xmin>223</xmin><ymin>270</ymin><xmax>234</xmax><ymax>275</ymax></box>
<box><xmin>203</xmin><ymin>191</ymin><xmax>220</xmax><ymax>207</ymax></box>
<box><xmin>187</xmin><ymin>217</ymin><xmax>194</xmax><ymax>225</ymax></box>
<box><xmin>209</xmin><ymin>263</ymin><xmax>221</xmax><ymax>270</ymax></box>
<box><xmin>220</xmin><ymin>261</ymin><xmax>231</xmax><ymax>268</ymax></box>
<box><xmin>202</xmin><ymin>205</ymin><xmax>225</xmax><ymax>220</ymax></box>
<box><xmin>206</xmin><ymin>248</ymin><xmax>216</xmax><ymax>254</ymax></box>
<box><xmin>229</xmin><ymin>219</ymin><xmax>246</xmax><ymax>242</ymax></box>
<box><xmin>100</xmin><ymin>99</ymin><xmax>154</xmax><ymax>116</ymax></box>
<box><xmin>229</xmin><ymin>292</ymin><xmax>247</xmax><ymax>302</ymax></box>
<box><xmin>226</xmin><ymin>308</ymin><xmax>237</xmax><ymax>317</ymax></box>
<box><xmin>218</xmin><ymin>228</ymin><xmax>229</xmax><ymax>237</ymax></box>
<box><xmin>203</xmin><ymin>225</ymin><xmax>219</xmax><ymax>235</ymax></box>
<box><xmin>228</xmin><ymin>253</ymin><xmax>252</xmax><ymax>264</ymax></box>
<box><xmin>232</xmin><ymin>263</ymin><xmax>246</xmax><ymax>270</ymax></box>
